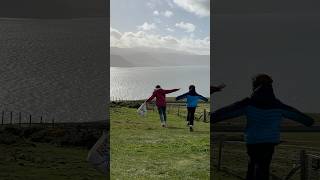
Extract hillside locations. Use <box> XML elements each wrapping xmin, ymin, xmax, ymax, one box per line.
<box><xmin>110</xmin><ymin>47</ymin><xmax>210</xmax><ymax>67</ymax></box>
<box><xmin>110</xmin><ymin>106</ymin><xmax>210</xmax><ymax>179</ymax></box>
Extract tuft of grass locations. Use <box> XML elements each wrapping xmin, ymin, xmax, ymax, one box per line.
<box><xmin>111</xmin><ymin>106</ymin><xmax>210</xmax><ymax>179</ymax></box>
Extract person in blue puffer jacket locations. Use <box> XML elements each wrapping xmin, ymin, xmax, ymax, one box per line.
<box><xmin>176</xmin><ymin>85</ymin><xmax>209</xmax><ymax>132</ymax></box>
<box><xmin>211</xmin><ymin>74</ymin><xmax>314</xmax><ymax>180</ymax></box>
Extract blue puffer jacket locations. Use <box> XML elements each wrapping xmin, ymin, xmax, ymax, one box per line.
<box><xmin>176</xmin><ymin>89</ymin><xmax>208</xmax><ymax>107</ymax></box>
<box><xmin>211</xmin><ymin>85</ymin><xmax>314</xmax><ymax>144</ymax></box>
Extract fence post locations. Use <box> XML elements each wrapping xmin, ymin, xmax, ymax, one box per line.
<box><xmin>217</xmin><ymin>136</ymin><xmax>224</xmax><ymax>171</ymax></box>
<box><xmin>203</xmin><ymin>109</ymin><xmax>207</xmax><ymax>122</ymax></box>
<box><xmin>29</xmin><ymin>114</ymin><xmax>32</xmax><ymax>127</ymax></box>
<box><xmin>177</xmin><ymin>105</ymin><xmax>180</xmax><ymax>116</ymax></box>
<box><xmin>300</xmin><ymin>150</ymin><xmax>308</xmax><ymax>180</ymax></box>
<box><xmin>19</xmin><ymin>112</ymin><xmax>21</xmax><ymax>127</ymax></box>
<box><xmin>1</xmin><ymin>111</ymin><xmax>4</xmax><ymax>125</ymax></box>
<box><xmin>10</xmin><ymin>111</ymin><xmax>12</xmax><ymax>124</ymax></box>
<box><xmin>40</xmin><ymin>116</ymin><xmax>43</xmax><ymax>124</ymax></box>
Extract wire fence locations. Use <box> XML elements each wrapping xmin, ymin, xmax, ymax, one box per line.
<box><xmin>148</xmin><ymin>102</ymin><xmax>210</xmax><ymax>123</ymax></box>
<box><xmin>0</xmin><ymin>110</ymin><xmax>55</xmax><ymax>127</ymax></box>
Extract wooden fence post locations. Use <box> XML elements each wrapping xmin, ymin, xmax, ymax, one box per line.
<box><xmin>19</xmin><ymin>112</ymin><xmax>21</xmax><ymax>127</ymax></box>
<box><xmin>203</xmin><ymin>109</ymin><xmax>207</xmax><ymax>122</ymax></box>
<box><xmin>177</xmin><ymin>105</ymin><xmax>180</xmax><ymax>116</ymax></box>
<box><xmin>29</xmin><ymin>114</ymin><xmax>32</xmax><ymax>127</ymax></box>
<box><xmin>300</xmin><ymin>150</ymin><xmax>308</xmax><ymax>180</ymax></box>
<box><xmin>1</xmin><ymin>111</ymin><xmax>4</xmax><ymax>125</ymax></box>
<box><xmin>10</xmin><ymin>111</ymin><xmax>12</xmax><ymax>124</ymax></box>
<box><xmin>217</xmin><ymin>136</ymin><xmax>224</xmax><ymax>171</ymax></box>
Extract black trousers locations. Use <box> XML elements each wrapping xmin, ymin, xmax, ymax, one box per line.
<box><xmin>187</xmin><ymin>107</ymin><xmax>196</xmax><ymax>126</ymax></box>
<box><xmin>246</xmin><ymin>143</ymin><xmax>276</xmax><ymax>180</ymax></box>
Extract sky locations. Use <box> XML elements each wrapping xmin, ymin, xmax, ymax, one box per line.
<box><xmin>212</xmin><ymin>0</ymin><xmax>320</xmax><ymax>112</ymax></box>
<box><xmin>110</xmin><ymin>0</ymin><xmax>210</xmax><ymax>55</ymax></box>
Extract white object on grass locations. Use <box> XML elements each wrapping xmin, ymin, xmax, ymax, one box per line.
<box><xmin>87</xmin><ymin>131</ymin><xmax>109</xmax><ymax>175</ymax></box>
<box><xmin>137</xmin><ymin>102</ymin><xmax>147</xmax><ymax>116</ymax></box>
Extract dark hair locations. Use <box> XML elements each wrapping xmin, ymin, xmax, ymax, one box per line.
<box><xmin>252</xmin><ymin>74</ymin><xmax>273</xmax><ymax>90</ymax></box>
<box><xmin>189</xmin><ymin>85</ymin><xmax>195</xmax><ymax>90</ymax></box>
<box><xmin>155</xmin><ymin>85</ymin><xmax>161</xmax><ymax>88</ymax></box>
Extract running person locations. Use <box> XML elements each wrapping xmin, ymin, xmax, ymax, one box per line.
<box><xmin>176</xmin><ymin>85</ymin><xmax>208</xmax><ymax>132</ymax></box>
<box><xmin>211</xmin><ymin>74</ymin><xmax>314</xmax><ymax>180</ymax></box>
<box><xmin>146</xmin><ymin>85</ymin><xmax>179</xmax><ymax>127</ymax></box>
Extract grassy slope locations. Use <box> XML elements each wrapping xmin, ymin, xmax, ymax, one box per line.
<box><xmin>110</xmin><ymin>107</ymin><xmax>210</xmax><ymax>180</ymax></box>
<box><xmin>0</xmin><ymin>142</ymin><xmax>105</xmax><ymax>180</ymax></box>
<box><xmin>212</xmin><ymin>132</ymin><xmax>320</xmax><ymax>179</ymax></box>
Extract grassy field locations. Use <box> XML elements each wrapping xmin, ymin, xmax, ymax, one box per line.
<box><xmin>0</xmin><ymin>123</ymin><xmax>106</xmax><ymax>180</ymax></box>
<box><xmin>212</xmin><ymin>131</ymin><xmax>320</xmax><ymax>180</ymax></box>
<box><xmin>110</xmin><ymin>105</ymin><xmax>210</xmax><ymax>180</ymax></box>
<box><xmin>0</xmin><ymin>142</ymin><xmax>105</xmax><ymax>180</ymax></box>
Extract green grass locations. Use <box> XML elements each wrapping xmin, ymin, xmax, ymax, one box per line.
<box><xmin>0</xmin><ymin>142</ymin><xmax>105</xmax><ymax>180</ymax></box>
<box><xmin>110</xmin><ymin>106</ymin><xmax>210</xmax><ymax>180</ymax></box>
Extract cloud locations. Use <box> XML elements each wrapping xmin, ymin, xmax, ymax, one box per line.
<box><xmin>166</xmin><ymin>28</ymin><xmax>175</xmax><ymax>32</ymax></box>
<box><xmin>173</xmin><ymin>0</ymin><xmax>210</xmax><ymax>17</ymax></box>
<box><xmin>153</xmin><ymin>10</ymin><xmax>160</xmax><ymax>16</ymax></box>
<box><xmin>164</xmin><ymin>10</ymin><xmax>174</xmax><ymax>17</ymax></box>
<box><xmin>137</xmin><ymin>22</ymin><xmax>157</xmax><ymax>31</ymax></box>
<box><xmin>110</xmin><ymin>27</ymin><xmax>209</xmax><ymax>55</ymax></box>
<box><xmin>110</xmin><ymin>27</ymin><xmax>122</xmax><ymax>40</ymax></box>
<box><xmin>166</xmin><ymin>0</ymin><xmax>175</xmax><ymax>8</ymax></box>
<box><xmin>175</xmin><ymin>22</ymin><xmax>196</xmax><ymax>32</ymax></box>
<box><xmin>153</xmin><ymin>10</ymin><xmax>174</xmax><ymax>18</ymax></box>
<box><xmin>146</xmin><ymin>0</ymin><xmax>164</xmax><ymax>9</ymax></box>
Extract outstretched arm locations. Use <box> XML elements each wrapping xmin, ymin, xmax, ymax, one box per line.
<box><xmin>164</xmin><ymin>88</ymin><xmax>180</xmax><ymax>94</ymax></box>
<box><xmin>176</xmin><ymin>92</ymin><xmax>188</xmax><ymax>101</ymax></box>
<box><xmin>280</xmin><ymin>103</ymin><xmax>314</xmax><ymax>127</ymax></box>
<box><xmin>211</xmin><ymin>98</ymin><xmax>249</xmax><ymax>124</ymax></box>
<box><xmin>198</xmin><ymin>94</ymin><xmax>209</xmax><ymax>102</ymax></box>
<box><xmin>146</xmin><ymin>93</ymin><xmax>155</xmax><ymax>103</ymax></box>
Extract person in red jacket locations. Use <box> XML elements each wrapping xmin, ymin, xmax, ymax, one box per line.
<box><xmin>146</xmin><ymin>85</ymin><xmax>180</xmax><ymax>127</ymax></box>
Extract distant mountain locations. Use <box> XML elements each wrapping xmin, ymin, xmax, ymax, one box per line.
<box><xmin>0</xmin><ymin>0</ymin><xmax>106</xmax><ymax>18</ymax></box>
<box><xmin>110</xmin><ymin>47</ymin><xmax>210</xmax><ymax>67</ymax></box>
<box><xmin>110</xmin><ymin>54</ymin><xmax>134</xmax><ymax>67</ymax></box>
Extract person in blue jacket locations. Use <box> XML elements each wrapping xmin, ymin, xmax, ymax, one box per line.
<box><xmin>211</xmin><ymin>74</ymin><xmax>314</xmax><ymax>180</ymax></box>
<box><xmin>176</xmin><ymin>85</ymin><xmax>209</xmax><ymax>132</ymax></box>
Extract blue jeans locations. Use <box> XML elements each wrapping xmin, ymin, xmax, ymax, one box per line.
<box><xmin>157</xmin><ymin>106</ymin><xmax>167</xmax><ymax>123</ymax></box>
